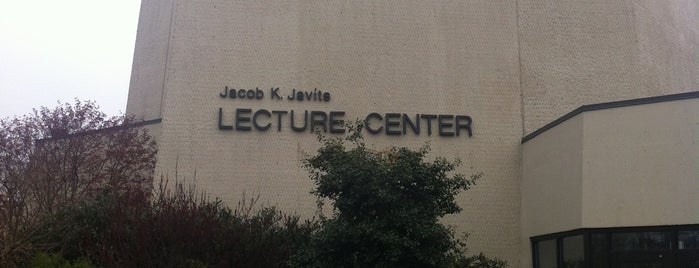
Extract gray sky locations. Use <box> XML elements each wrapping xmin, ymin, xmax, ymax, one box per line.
<box><xmin>0</xmin><ymin>0</ymin><xmax>141</xmax><ymax>119</ymax></box>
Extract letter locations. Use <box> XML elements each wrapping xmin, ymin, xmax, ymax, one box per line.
<box><xmin>220</xmin><ymin>86</ymin><xmax>228</xmax><ymax>98</ymax></box>
<box><xmin>272</xmin><ymin>110</ymin><xmax>288</xmax><ymax>131</ymax></box>
<box><xmin>364</xmin><ymin>113</ymin><xmax>383</xmax><ymax>134</ymax></box>
<box><xmin>256</xmin><ymin>87</ymin><xmax>264</xmax><ymax>99</ymax></box>
<box><xmin>271</xmin><ymin>87</ymin><xmax>281</xmax><ymax>100</ymax></box>
<box><xmin>402</xmin><ymin>114</ymin><xmax>420</xmax><ymax>135</ymax></box>
<box><xmin>329</xmin><ymin>111</ymin><xmax>345</xmax><ymax>133</ymax></box>
<box><xmin>237</xmin><ymin>89</ymin><xmax>246</xmax><ymax>98</ymax></box>
<box><xmin>438</xmin><ymin>115</ymin><xmax>454</xmax><ymax>136</ymax></box>
<box><xmin>305</xmin><ymin>91</ymin><xmax>313</xmax><ymax>101</ymax></box>
<box><xmin>316</xmin><ymin>89</ymin><xmax>322</xmax><ymax>101</ymax></box>
<box><xmin>229</xmin><ymin>87</ymin><xmax>237</xmax><ymax>99</ymax></box>
<box><xmin>323</xmin><ymin>92</ymin><xmax>330</xmax><ymax>102</ymax></box>
<box><xmin>217</xmin><ymin>108</ymin><xmax>233</xmax><ymax>130</ymax></box>
<box><xmin>235</xmin><ymin>108</ymin><xmax>252</xmax><ymax>131</ymax></box>
<box><xmin>253</xmin><ymin>109</ymin><xmax>271</xmax><ymax>131</ymax></box>
<box><xmin>290</xmin><ymin>110</ymin><xmax>308</xmax><ymax>132</ymax></box>
<box><xmin>385</xmin><ymin>113</ymin><xmax>401</xmax><ymax>135</ymax></box>
<box><xmin>246</xmin><ymin>89</ymin><xmax>255</xmax><ymax>99</ymax></box>
<box><xmin>287</xmin><ymin>89</ymin><xmax>296</xmax><ymax>100</ymax></box>
<box><xmin>310</xmin><ymin>111</ymin><xmax>328</xmax><ymax>132</ymax></box>
<box><xmin>420</xmin><ymin>114</ymin><xmax>437</xmax><ymax>135</ymax></box>
<box><xmin>455</xmin><ymin>115</ymin><xmax>473</xmax><ymax>137</ymax></box>
<box><xmin>296</xmin><ymin>91</ymin><xmax>304</xmax><ymax>101</ymax></box>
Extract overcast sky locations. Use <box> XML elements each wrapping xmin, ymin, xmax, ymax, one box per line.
<box><xmin>0</xmin><ymin>1</ymin><xmax>141</xmax><ymax>119</ymax></box>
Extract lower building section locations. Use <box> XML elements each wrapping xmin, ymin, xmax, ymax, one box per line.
<box><xmin>532</xmin><ymin>224</ymin><xmax>699</xmax><ymax>268</ymax></box>
<box><xmin>521</xmin><ymin>92</ymin><xmax>699</xmax><ymax>267</ymax></box>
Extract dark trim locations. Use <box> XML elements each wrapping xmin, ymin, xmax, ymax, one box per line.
<box><xmin>129</xmin><ymin>118</ymin><xmax>163</xmax><ymax>127</ymax></box>
<box><xmin>556</xmin><ymin>237</ymin><xmax>564</xmax><ymax>268</ymax></box>
<box><xmin>532</xmin><ymin>239</ymin><xmax>539</xmax><ymax>268</ymax></box>
<box><xmin>531</xmin><ymin>224</ymin><xmax>699</xmax><ymax>243</ymax></box>
<box><xmin>521</xmin><ymin>91</ymin><xmax>699</xmax><ymax>143</ymax></box>
<box><xmin>583</xmin><ymin>232</ymin><xmax>593</xmax><ymax>268</ymax></box>
<box><xmin>36</xmin><ymin>118</ymin><xmax>162</xmax><ymax>143</ymax></box>
<box><xmin>531</xmin><ymin>229</ymin><xmax>587</xmax><ymax>243</ymax></box>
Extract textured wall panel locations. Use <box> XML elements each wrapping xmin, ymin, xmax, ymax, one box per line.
<box><xmin>518</xmin><ymin>0</ymin><xmax>699</xmax><ymax>134</ymax></box>
<box><xmin>126</xmin><ymin>0</ymin><xmax>174</xmax><ymax>121</ymax></box>
<box><xmin>151</xmin><ymin>0</ymin><xmax>522</xmax><ymax>263</ymax></box>
<box><xmin>127</xmin><ymin>0</ymin><xmax>699</xmax><ymax>266</ymax></box>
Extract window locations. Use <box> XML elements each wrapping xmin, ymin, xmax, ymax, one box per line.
<box><xmin>536</xmin><ymin>239</ymin><xmax>557</xmax><ymax>268</ymax></box>
<box><xmin>679</xmin><ymin>231</ymin><xmax>699</xmax><ymax>250</ymax></box>
<box><xmin>590</xmin><ymin>233</ymin><xmax>609</xmax><ymax>267</ymax></box>
<box><xmin>531</xmin><ymin>224</ymin><xmax>699</xmax><ymax>268</ymax></box>
<box><xmin>611</xmin><ymin>232</ymin><xmax>671</xmax><ymax>251</ymax></box>
<box><xmin>562</xmin><ymin>235</ymin><xmax>584</xmax><ymax>268</ymax></box>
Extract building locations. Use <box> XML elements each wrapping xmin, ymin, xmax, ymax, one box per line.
<box><xmin>522</xmin><ymin>92</ymin><xmax>699</xmax><ymax>267</ymax></box>
<box><xmin>125</xmin><ymin>1</ymin><xmax>699</xmax><ymax>267</ymax></box>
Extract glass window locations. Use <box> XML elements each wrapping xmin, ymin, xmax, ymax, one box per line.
<box><xmin>612</xmin><ymin>232</ymin><xmax>671</xmax><ymax>251</ymax></box>
<box><xmin>591</xmin><ymin>233</ymin><xmax>609</xmax><ymax>268</ymax></box>
<box><xmin>537</xmin><ymin>239</ymin><xmax>557</xmax><ymax>268</ymax></box>
<box><xmin>679</xmin><ymin>231</ymin><xmax>699</xmax><ymax>250</ymax></box>
<box><xmin>532</xmin><ymin>225</ymin><xmax>699</xmax><ymax>268</ymax></box>
<box><xmin>563</xmin><ymin>235</ymin><xmax>584</xmax><ymax>268</ymax></box>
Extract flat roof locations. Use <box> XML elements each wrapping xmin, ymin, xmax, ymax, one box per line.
<box><xmin>521</xmin><ymin>91</ymin><xmax>699</xmax><ymax>143</ymax></box>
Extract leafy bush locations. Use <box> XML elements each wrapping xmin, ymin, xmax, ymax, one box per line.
<box><xmin>291</xmin><ymin>126</ymin><xmax>505</xmax><ymax>268</ymax></box>
<box><xmin>30</xmin><ymin>253</ymin><xmax>94</xmax><ymax>268</ymax></box>
<box><xmin>42</xmin><ymin>179</ymin><xmax>317</xmax><ymax>267</ymax></box>
<box><xmin>452</xmin><ymin>253</ymin><xmax>508</xmax><ymax>268</ymax></box>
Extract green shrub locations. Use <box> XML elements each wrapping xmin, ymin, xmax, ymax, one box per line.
<box><xmin>452</xmin><ymin>253</ymin><xmax>508</xmax><ymax>268</ymax></box>
<box><xmin>30</xmin><ymin>253</ymin><xmax>94</xmax><ymax>268</ymax></box>
<box><xmin>291</xmin><ymin>126</ymin><xmax>506</xmax><ymax>268</ymax></box>
<box><xmin>41</xmin><ymin>180</ymin><xmax>317</xmax><ymax>268</ymax></box>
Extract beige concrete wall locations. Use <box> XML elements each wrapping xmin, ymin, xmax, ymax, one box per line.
<box><xmin>126</xmin><ymin>0</ymin><xmax>174</xmax><ymax>121</ymax></box>
<box><xmin>518</xmin><ymin>0</ymin><xmax>699</xmax><ymax>133</ymax></box>
<box><xmin>128</xmin><ymin>0</ymin><xmax>699</xmax><ymax>266</ymax></box>
<box><xmin>150</xmin><ymin>0</ymin><xmax>523</xmax><ymax>264</ymax></box>
<box><xmin>520</xmin><ymin>97</ymin><xmax>699</xmax><ymax>267</ymax></box>
<box><xmin>520</xmin><ymin>115</ymin><xmax>584</xmax><ymax>267</ymax></box>
<box><xmin>581</xmin><ymin>98</ymin><xmax>699</xmax><ymax>227</ymax></box>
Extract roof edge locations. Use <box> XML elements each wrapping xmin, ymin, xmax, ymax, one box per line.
<box><xmin>36</xmin><ymin>118</ymin><xmax>162</xmax><ymax>143</ymax></box>
<box><xmin>521</xmin><ymin>91</ymin><xmax>699</xmax><ymax>143</ymax></box>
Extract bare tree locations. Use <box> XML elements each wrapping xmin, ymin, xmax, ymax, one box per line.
<box><xmin>0</xmin><ymin>100</ymin><xmax>157</xmax><ymax>265</ymax></box>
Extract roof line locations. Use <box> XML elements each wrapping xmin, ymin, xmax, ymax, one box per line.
<box><xmin>130</xmin><ymin>118</ymin><xmax>163</xmax><ymax>128</ymax></box>
<box><xmin>521</xmin><ymin>91</ymin><xmax>699</xmax><ymax>143</ymax></box>
<box><xmin>36</xmin><ymin>118</ymin><xmax>162</xmax><ymax>143</ymax></box>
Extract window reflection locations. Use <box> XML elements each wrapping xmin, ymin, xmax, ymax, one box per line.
<box><xmin>563</xmin><ymin>235</ymin><xmax>584</xmax><ymax>268</ymax></box>
<box><xmin>679</xmin><ymin>231</ymin><xmax>699</xmax><ymax>250</ymax></box>
<box><xmin>532</xmin><ymin>225</ymin><xmax>699</xmax><ymax>268</ymax></box>
<box><xmin>591</xmin><ymin>233</ymin><xmax>609</xmax><ymax>267</ymax></box>
<box><xmin>612</xmin><ymin>232</ymin><xmax>671</xmax><ymax>251</ymax></box>
<box><xmin>537</xmin><ymin>239</ymin><xmax>557</xmax><ymax>268</ymax></box>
